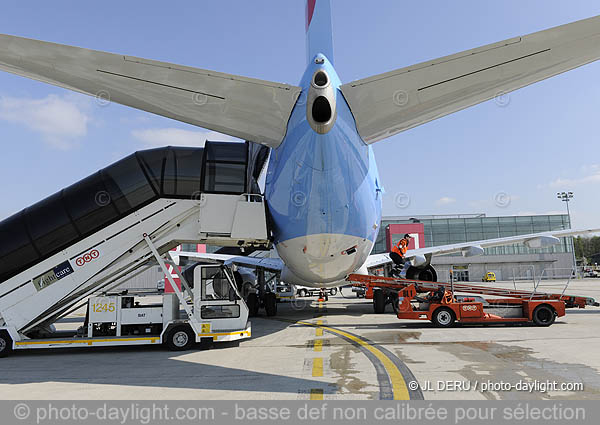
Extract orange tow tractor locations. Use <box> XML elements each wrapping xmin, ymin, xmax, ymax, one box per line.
<box><xmin>348</xmin><ymin>274</ymin><xmax>598</xmax><ymax>327</ymax></box>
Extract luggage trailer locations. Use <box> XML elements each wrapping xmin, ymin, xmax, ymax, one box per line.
<box><xmin>347</xmin><ymin>274</ymin><xmax>599</xmax><ymax>327</ymax></box>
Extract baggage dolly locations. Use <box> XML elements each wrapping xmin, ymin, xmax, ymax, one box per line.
<box><xmin>347</xmin><ymin>274</ymin><xmax>599</xmax><ymax>327</ymax></box>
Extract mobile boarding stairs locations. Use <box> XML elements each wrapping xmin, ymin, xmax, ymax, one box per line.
<box><xmin>0</xmin><ymin>142</ymin><xmax>270</xmax><ymax>356</ymax></box>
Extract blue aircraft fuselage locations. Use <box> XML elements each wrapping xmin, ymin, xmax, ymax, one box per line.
<box><xmin>264</xmin><ymin>55</ymin><xmax>382</xmax><ymax>286</ymax></box>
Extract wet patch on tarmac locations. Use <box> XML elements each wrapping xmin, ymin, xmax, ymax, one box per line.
<box><xmin>329</xmin><ymin>343</ymin><xmax>376</xmax><ymax>398</ymax></box>
<box><xmin>403</xmin><ymin>340</ymin><xmax>600</xmax><ymax>400</ymax></box>
<box><xmin>362</xmin><ymin>330</ymin><xmax>422</xmax><ymax>344</ymax></box>
<box><xmin>456</xmin><ymin>341</ymin><xmax>600</xmax><ymax>400</ymax></box>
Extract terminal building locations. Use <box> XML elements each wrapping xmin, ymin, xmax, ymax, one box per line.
<box><xmin>123</xmin><ymin>213</ymin><xmax>575</xmax><ymax>289</ymax></box>
<box><xmin>375</xmin><ymin>214</ymin><xmax>574</xmax><ymax>282</ymax></box>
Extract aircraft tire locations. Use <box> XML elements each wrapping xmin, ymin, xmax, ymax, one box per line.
<box><xmin>247</xmin><ymin>293</ymin><xmax>260</xmax><ymax>317</ymax></box>
<box><xmin>265</xmin><ymin>292</ymin><xmax>277</xmax><ymax>316</ymax></box>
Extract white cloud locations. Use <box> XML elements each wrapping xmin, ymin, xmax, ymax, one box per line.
<box><xmin>132</xmin><ymin>128</ymin><xmax>239</xmax><ymax>147</ymax></box>
<box><xmin>549</xmin><ymin>164</ymin><xmax>600</xmax><ymax>189</ymax></box>
<box><xmin>435</xmin><ymin>196</ymin><xmax>456</xmax><ymax>206</ymax></box>
<box><xmin>0</xmin><ymin>94</ymin><xmax>90</xmax><ymax>149</ymax></box>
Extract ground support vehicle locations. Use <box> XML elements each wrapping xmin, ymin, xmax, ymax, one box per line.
<box><xmin>0</xmin><ymin>143</ymin><xmax>271</xmax><ymax>357</ymax></box>
<box><xmin>0</xmin><ymin>237</ymin><xmax>251</xmax><ymax>358</ymax></box>
<box><xmin>347</xmin><ymin>274</ymin><xmax>598</xmax><ymax>327</ymax></box>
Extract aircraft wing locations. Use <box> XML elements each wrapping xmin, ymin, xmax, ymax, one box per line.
<box><xmin>340</xmin><ymin>15</ymin><xmax>600</xmax><ymax>144</ymax></box>
<box><xmin>0</xmin><ymin>34</ymin><xmax>301</xmax><ymax>148</ymax></box>
<box><xmin>364</xmin><ymin>228</ymin><xmax>600</xmax><ymax>269</ymax></box>
<box><xmin>176</xmin><ymin>252</ymin><xmax>284</xmax><ymax>272</ymax></box>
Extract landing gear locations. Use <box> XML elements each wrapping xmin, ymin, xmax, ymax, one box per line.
<box><xmin>318</xmin><ymin>289</ymin><xmax>329</xmax><ymax>302</ymax></box>
<box><xmin>247</xmin><ymin>293</ymin><xmax>260</xmax><ymax>317</ymax></box>
<box><xmin>245</xmin><ymin>267</ymin><xmax>279</xmax><ymax>317</ymax></box>
<box><xmin>264</xmin><ymin>292</ymin><xmax>277</xmax><ymax>317</ymax></box>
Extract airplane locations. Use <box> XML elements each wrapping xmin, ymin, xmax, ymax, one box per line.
<box><xmin>1</xmin><ymin>1</ymin><xmax>600</xmax><ymax>291</ymax></box>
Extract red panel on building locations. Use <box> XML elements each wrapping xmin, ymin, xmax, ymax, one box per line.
<box><xmin>386</xmin><ymin>223</ymin><xmax>426</xmax><ymax>252</ymax></box>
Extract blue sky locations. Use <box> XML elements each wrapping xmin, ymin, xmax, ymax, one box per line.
<box><xmin>1</xmin><ymin>1</ymin><xmax>599</xmax><ymax>228</ymax></box>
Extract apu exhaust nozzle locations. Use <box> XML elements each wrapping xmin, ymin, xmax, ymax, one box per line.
<box><xmin>306</xmin><ymin>70</ymin><xmax>336</xmax><ymax>134</ymax></box>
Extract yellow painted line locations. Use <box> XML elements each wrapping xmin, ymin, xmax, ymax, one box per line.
<box><xmin>312</xmin><ymin>358</ymin><xmax>323</xmax><ymax>377</ymax></box>
<box><xmin>315</xmin><ymin>319</ymin><xmax>324</xmax><ymax>336</ymax></box>
<box><xmin>314</xmin><ymin>339</ymin><xmax>323</xmax><ymax>352</ymax></box>
<box><xmin>310</xmin><ymin>389</ymin><xmax>324</xmax><ymax>400</ymax></box>
<box><xmin>299</xmin><ymin>321</ymin><xmax>409</xmax><ymax>400</ymax></box>
<box><xmin>16</xmin><ymin>337</ymin><xmax>158</xmax><ymax>346</ymax></box>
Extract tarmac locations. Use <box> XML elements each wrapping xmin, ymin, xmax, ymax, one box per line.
<box><xmin>0</xmin><ymin>279</ymin><xmax>599</xmax><ymax>400</ymax></box>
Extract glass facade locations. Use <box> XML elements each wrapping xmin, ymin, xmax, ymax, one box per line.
<box><xmin>0</xmin><ymin>142</ymin><xmax>261</xmax><ymax>285</ymax></box>
<box><xmin>373</xmin><ymin>214</ymin><xmax>572</xmax><ymax>256</ymax></box>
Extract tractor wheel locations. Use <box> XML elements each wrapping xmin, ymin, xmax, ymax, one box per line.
<box><xmin>0</xmin><ymin>332</ymin><xmax>12</xmax><ymax>358</ymax></box>
<box><xmin>373</xmin><ymin>290</ymin><xmax>386</xmax><ymax>314</ymax></box>
<box><xmin>165</xmin><ymin>325</ymin><xmax>195</xmax><ymax>351</ymax></box>
<box><xmin>432</xmin><ymin>307</ymin><xmax>456</xmax><ymax>328</ymax></box>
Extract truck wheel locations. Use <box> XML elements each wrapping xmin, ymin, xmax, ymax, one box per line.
<box><xmin>329</xmin><ymin>288</ymin><xmax>338</xmax><ymax>296</ymax></box>
<box><xmin>0</xmin><ymin>332</ymin><xmax>12</xmax><ymax>358</ymax></box>
<box><xmin>433</xmin><ymin>307</ymin><xmax>456</xmax><ymax>328</ymax></box>
<box><xmin>373</xmin><ymin>290</ymin><xmax>386</xmax><ymax>314</ymax></box>
<box><xmin>247</xmin><ymin>293</ymin><xmax>260</xmax><ymax>317</ymax></box>
<box><xmin>165</xmin><ymin>325</ymin><xmax>195</xmax><ymax>351</ymax></box>
<box><xmin>532</xmin><ymin>305</ymin><xmax>556</xmax><ymax>327</ymax></box>
<box><xmin>299</xmin><ymin>289</ymin><xmax>307</xmax><ymax>297</ymax></box>
<box><xmin>265</xmin><ymin>293</ymin><xmax>277</xmax><ymax>317</ymax></box>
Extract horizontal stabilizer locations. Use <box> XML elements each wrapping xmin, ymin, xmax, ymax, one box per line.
<box><xmin>0</xmin><ymin>34</ymin><xmax>302</xmax><ymax>147</ymax></box>
<box><xmin>341</xmin><ymin>15</ymin><xmax>600</xmax><ymax>143</ymax></box>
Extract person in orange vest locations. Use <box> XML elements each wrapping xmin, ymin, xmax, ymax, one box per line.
<box><xmin>390</xmin><ymin>234</ymin><xmax>412</xmax><ymax>276</ymax></box>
